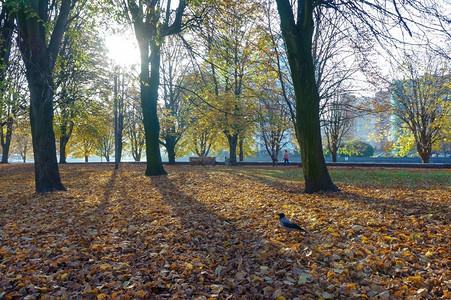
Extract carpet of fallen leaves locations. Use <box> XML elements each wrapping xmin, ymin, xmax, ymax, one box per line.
<box><xmin>0</xmin><ymin>163</ymin><xmax>450</xmax><ymax>299</ymax></box>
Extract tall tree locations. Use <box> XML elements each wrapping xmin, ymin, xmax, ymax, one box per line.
<box><xmin>159</xmin><ymin>36</ymin><xmax>188</xmax><ymax>164</ymax></box>
<box><xmin>275</xmin><ymin>0</ymin><xmax>450</xmax><ymax>192</ymax></box>
<box><xmin>321</xmin><ymin>93</ymin><xmax>354</xmax><ymax>162</ymax></box>
<box><xmin>12</xmin><ymin>116</ymin><xmax>31</xmax><ymax>163</ymax></box>
<box><xmin>275</xmin><ymin>0</ymin><xmax>338</xmax><ymax>192</ymax></box>
<box><xmin>12</xmin><ymin>0</ymin><xmax>77</xmax><ymax>192</ymax></box>
<box><xmin>54</xmin><ymin>10</ymin><xmax>110</xmax><ymax>164</ymax></box>
<box><xmin>0</xmin><ymin>1</ymin><xmax>15</xmax><ymax>163</ymax></box>
<box><xmin>0</xmin><ymin>47</ymin><xmax>28</xmax><ymax>163</ymax></box>
<box><xmin>121</xmin><ymin>0</ymin><xmax>186</xmax><ymax>176</ymax></box>
<box><xmin>390</xmin><ymin>52</ymin><xmax>450</xmax><ymax>163</ymax></box>
<box><xmin>195</xmin><ymin>0</ymin><xmax>261</xmax><ymax>164</ymax></box>
<box><xmin>124</xmin><ymin>83</ymin><xmax>146</xmax><ymax>162</ymax></box>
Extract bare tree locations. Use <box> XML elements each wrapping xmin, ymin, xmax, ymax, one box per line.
<box><xmin>390</xmin><ymin>51</ymin><xmax>450</xmax><ymax>163</ymax></box>
<box><xmin>275</xmin><ymin>0</ymin><xmax>450</xmax><ymax>192</ymax></box>
<box><xmin>321</xmin><ymin>93</ymin><xmax>354</xmax><ymax>162</ymax></box>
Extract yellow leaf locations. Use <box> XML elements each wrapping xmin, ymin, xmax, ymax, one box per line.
<box><xmin>97</xmin><ymin>293</ymin><xmax>107</xmax><ymax>300</ymax></box>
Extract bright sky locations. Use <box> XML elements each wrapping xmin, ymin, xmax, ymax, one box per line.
<box><xmin>105</xmin><ymin>33</ymin><xmax>140</xmax><ymax>67</ymax></box>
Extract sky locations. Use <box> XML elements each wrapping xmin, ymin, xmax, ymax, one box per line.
<box><xmin>105</xmin><ymin>31</ymin><xmax>140</xmax><ymax>67</ymax></box>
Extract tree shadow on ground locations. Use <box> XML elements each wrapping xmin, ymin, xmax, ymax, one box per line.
<box><xmin>146</xmin><ymin>173</ymin><xmax>314</xmax><ymax>298</ymax></box>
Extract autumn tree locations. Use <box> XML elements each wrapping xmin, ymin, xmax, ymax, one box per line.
<box><xmin>275</xmin><ymin>0</ymin><xmax>450</xmax><ymax>192</ymax></box>
<box><xmin>390</xmin><ymin>52</ymin><xmax>450</xmax><ymax>163</ymax></box>
<box><xmin>124</xmin><ymin>83</ymin><xmax>146</xmax><ymax>162</ymax></box>
<box><xmin>192</xmin><ymin>0</ymin><xmax>262</xmax><ymax>164</ymax></box>
<box><xmin>8</xmin><ymin>0</ymin><xmax>81</xmax><ymax>192</ymax></box>
<box><xmin>12</xmin><ymin>116</ymin><xmax>32</xmax><ymax>163</ymax></box>
<box><xmin>54</xmin><ymin>10</ymin><xmax>110</xmax><ymax>164</ymax></box>
<box><xmin>256</xmin><ymin>82</ymin><xmax>292</xmax><ymax>160</ymax></box>
<box><xmin>0</xmin><ymin>1</ymin><xmax>15</xmax><ymax>163</ymax></box>
<box><xmin>159</xmin><ymin>36</ymin><xmax>189</xmax><ymax>164</ymax></box>
<box><xmin>119</xmin><ymin>0</ymin><xmax>187</xmax><ymax>176</ymax></box>
<box><xmin>1</xmin><ymin>45</ymin><xmax>28</xmax><ymax>163</ymax></box>
<box><xmin>321</xmin><ymin>93</ymin><xmax>355</xmax><ymax>162</ymax></box>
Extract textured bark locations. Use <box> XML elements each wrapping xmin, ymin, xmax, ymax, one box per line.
<box><xmin>165</xmin><ymin>134</ymin><xmax>177</xmax><ymax>165</ymax></box>
<box><xmin>226</xmin><ymin>133</ymin><xmax>238</xmax><ymax>165</ymax></box>
<box><xmin>25</xmin><ymin>67</ymin><xmax>65</xmax><ymax>192</ymax></box>
<box><xmin>276</xmin><ymin>0</ymin><xmax>338</xmax><ymax>193</ymax></box>
<box><xmin>417</xmin><ymin>142</ymin><xmax>431</xmax><ymax>163</ymax></box>
<box><xmin>16</xmin><ymin>1</ymin><xmax>71</xmax><ymax>193</ymax></box>
<box><xmin>140</xmin><ymin>42</ymin><xmax>166</xmax><ymax>176</ymax></box>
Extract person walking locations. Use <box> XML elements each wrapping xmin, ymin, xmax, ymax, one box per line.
<box><xmin>283</xmin><ymin>149</ymin><xmax>289</xmax><ymax>166</ymax></box>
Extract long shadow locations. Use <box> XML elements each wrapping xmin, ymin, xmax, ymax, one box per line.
<box><xmin>213</xmin><ymin>168</ymin><xmax>305</xmax><ymax>195</ymax></box>
<box><xmin>214</xmin><ymin>168</ymin><xmax>450</xmax><ymax>219</ymax></box>
<box><xmin>147</xmin><ymin>173</ymin><xmax>313</xmax><ymax>298</ymax></box>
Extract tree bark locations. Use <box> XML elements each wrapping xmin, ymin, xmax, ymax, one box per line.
<box><xmin>59</xmin><ymin>136</ymin><xmax>69</xmax><ymax>164</ymax></box>
<box><xmin>165</xmin><ymin>135</ymin><xmax>177</xmax><ymax>165</ymax></box>
<box><xmin>331</xmin><ymin>150</ymin><xmax>337</xmax><ymax>163</ymax></box>
<box><xmin>226</xmin><ymin>133</ymin><xmax>238</xmax><ymax>164</ymax></box>
<box><xmin>417</xmin><ymin>142</ymin><xmax>431</xmax><ymax>163</ymax></box>
<box><xmin>26</xmin><ymin>67</ymin><xmax>65</xmax><ymax>192</ymax></box>
<box><xmin>276</xmin><ymin>0</ymin><xmax>338</xmax><ymax>193</ymax></box>
<box><xmin>239</xmin><ymin>139</ymin><xmax>244</xmax><ymax>162</ymax></box>
<box><xmin>16</xmin><ymin>1</ymin><xmax>70</xmax><ymax>193</ymax></box>
<box><xmin>140</xmin><ymin>42</ymin><xmax>166</xmax><ymax>176</ymax></box>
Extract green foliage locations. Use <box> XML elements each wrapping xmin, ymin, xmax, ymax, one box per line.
<box><xmin>339</xmin><ymin>139</ymin><xmax>375</xmax><ymax>157</ymax></box>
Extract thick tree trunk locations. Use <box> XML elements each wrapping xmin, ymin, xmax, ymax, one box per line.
<box><xmin>226</xmin><ymin>134</ymin><xmax>238</xmax><ymax>164</ymax></box>
<box><xmin>16</xmin><ymin>1</ymin><xmax>70</xmax><ymax>193</ymax></box>
<box><xmin>276</xmin><ymin>0</ymin><xmax>338</xmax><ymax>193</ymax></box>
<box><xmin>417</xmin><ymin>142</ymin><xmax>431</xmax><ymax>163</ymax></box>
<box><xmin>140</xmin><ymin>42</ymin><xmax>166</xmax><ymax>176</ymax></box>
<box><xmin>331</xmin><ymin>151</ymin><xmax>337</xmax><ymax>163</ymax></box>
<box><xmin>27</xmin><ymin>70</ymin><xmax>65</xmax><ymax>192</ymax></box>
<box><xmin>165</xmin><ymin>135</ymin><xmax>176</xmax><ymax>165</ymax></box>
<box><xmin>59</xmin><ymin>136</ymin><xmax>69</xmax><ymax>164</ymax></box>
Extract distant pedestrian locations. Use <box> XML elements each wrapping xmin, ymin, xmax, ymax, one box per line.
<box><xmin>283</xmin><ymin>150</ymin><xmax>289</xmax><ymax>166</ymax></box>
<box><xmin>271</xmin><ymin>150</ymin><xmax>278</xmax><ymax>166</ymax></box>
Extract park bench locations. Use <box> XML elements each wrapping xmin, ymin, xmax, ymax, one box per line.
<box><xmin>189</xmin><ymin>156</ymin><xmax>216</xmax><ymax>166</ymax></box>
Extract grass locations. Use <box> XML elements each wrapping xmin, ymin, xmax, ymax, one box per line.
<box><xmin>213</xmin><ymin>166</ymin><xmax>450</xmax><ymax>190</ymax></box>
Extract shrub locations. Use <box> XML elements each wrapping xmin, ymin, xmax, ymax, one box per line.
<box><xmin>340</xmin><ymin>139</ymin><xmax>375</xmax><ymax>157</ymax></box>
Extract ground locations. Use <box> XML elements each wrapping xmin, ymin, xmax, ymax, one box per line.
<box><xmin>0</xmin><ymin>163</ymin><xmax>450</xmax><ymax>299</ymax></box>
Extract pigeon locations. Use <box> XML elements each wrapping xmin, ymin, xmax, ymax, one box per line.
<box><xmin>278</xmin><ymin>213</ymin><xmax>308</xmax><ymax>233</ymax></box>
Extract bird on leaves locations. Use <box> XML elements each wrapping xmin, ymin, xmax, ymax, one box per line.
<box><xmin>278</xmin><ymin>213</ymin><xmax>309</xmax><ymax>233</ymax></box>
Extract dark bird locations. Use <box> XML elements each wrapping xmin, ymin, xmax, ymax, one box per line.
<box><xmin>278</xmin><ymin>213</ymin><xmax>308</xmax><ymax>233</ymax></box>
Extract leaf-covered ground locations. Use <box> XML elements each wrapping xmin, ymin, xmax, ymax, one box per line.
<box><xmin>0</xmin><ymin>163</ymin><xmax>450</xmax><ymax>299</ymax></box>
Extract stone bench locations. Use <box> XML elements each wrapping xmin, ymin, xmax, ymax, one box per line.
<box><xmin>189</xmin><ymin>156</ymin><xmax>216</xmax><ymax>166</ymax></box>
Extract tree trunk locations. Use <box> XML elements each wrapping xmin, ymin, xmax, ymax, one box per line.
<box><xmin>0</xmin><ymin>6</ymin><xmax>14</xmax><ymax>164</ymax></box>
<box><xmin>226</xmin><ymin>133</ymin><xmax>238</xmax><ymax>164</ymax></box>
<box><xmin>417</xmin><ymin>142</ymin><xmax>431</xmax><ymax>163</ymax></box>
<box><xmin>165</xmin><ymin>135</ymin><xmax>176</xmax><ymax>165</ymax></box>
<box><xmin>27</xmin><ymin>70</ymin><xmax>65</xmax><ymax>192</ymax></box>
<box><xmin>85</xmin><ymin>155</ymin><xmax>88</xmax><ymax>163</ymax></box>
<box><xmin>331</xmin><ymin>150</ymin><xmax>337</xmax><ymax>163</ymax></box>
<box><xmin>239</xmin><ymin>139</ymin><xmax>244</xmax><ymax>162</ymax></box>
<box><xmin>1</xmin><ymin>117</ymin><xmax>13</xmax><ymax>163</ymax></box>
<box><xmin>59</xmin><ymin>136</ymin><xmax>69</xmax><ymax>164</ymax></box>
<box><xmin>140</xmin><ymin>42</ymin><xmax>166</xmax><ymax>176</ymax></box>
<box><xmin>16</xmin><ymin>2</ymin><xmax>70</xmax><ymax>193</ymax></box>
<box><xmin>276</xmin><ymin>0</ymin><xmax>338</xmax><ymax>193</ymax></box>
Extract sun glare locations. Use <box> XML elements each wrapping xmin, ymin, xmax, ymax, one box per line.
<box><xmin>105</xmin><ymin>34</ymin><xmax>140</xmax><ymax>67</ymax></box>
